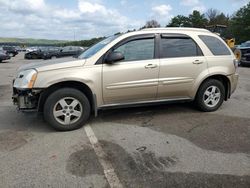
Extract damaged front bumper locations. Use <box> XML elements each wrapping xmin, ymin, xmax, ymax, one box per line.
<box><xmin>12</xmin><ymin>87</ymin><xmax>42</xmax><ymax>111</ymax></box>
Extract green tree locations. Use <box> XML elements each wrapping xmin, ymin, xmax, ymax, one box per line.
<box><xmin>167</xmin><ymin>15</ymin><xmax>191</xmax><ymax>27</ymax></box>
<box><xmin>206</xmin><ymin>8</ymin><xmax>220</xmax><ymax>25</ymax></box>
<box><xmin>230</xmin><ymin>2</ymin><xmax>250</xmax><ymax>43</ymax></box>
<box><xmin>142</xmin><ymin>20</ymin><xmax>161</xmax><ymax>29</ymax></box>
<box><xmin>167</xmin><ymin>11</ymin><xmax>207</xmax><ymax>28</ymax></box>
<box><xmin>189</xmin><ymin>10</ymin><xmax>208</xmax><ymax>28</ymax></box>
<box><xmin>63</xmin><ymin>37</ymin><xmax>105</xmax><ymax>47</ymax></box>
<box><xmin>206</xmin><ymin>8</ymin><xmax>229</xmax><ymax>26</ymax></box>
<box><xmin>215</xmin><ymin>13</ymin><xmax>230</xmax><ymax>25</ymax></box>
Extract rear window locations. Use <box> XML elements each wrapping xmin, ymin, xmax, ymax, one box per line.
<box><xmin>160</xmin><ymin>37</ymin><xmax>203</xmax><ymax>58</ymax></box>
<box><xmin>199</xmin><ymin>35</ymin><xmax>231</xmax><ymax>55</ymax></box>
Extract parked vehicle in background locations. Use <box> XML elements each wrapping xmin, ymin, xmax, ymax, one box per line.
<box><xmin>0</xmin><ymin>48</ymin><xmax>11</xmax><ymax>62</ymax></box>
<box><xmin>25</xmin><ymin>47</ymin><xmax>61</xmax><ymax>59</ymax></box>
<box><xmin>13</xmin><ymin>28</ymin><xmax>239</xmax><ymax>131</ymax></box>
<box><xmin>2</xmin><ymin>46</ymin><xmax>18</xmax><ymax>57</ymax></box>
<box><xmin>42</xmin><ymin>47</ymin><xmax>61</xmax><ymax>59</ymax></box>
<box><xmin>26</xmin><ymin>47</ymin><xmax>38</xmax><ymax>53</ymax></box>
<box><xmin>24</xmin><ymin>48</ymin><xmax>45</xmax><ymax>59</ymax></box>
<box><xmin>14</xmin><ymin>46</ymin><xmax>26</xmax><ymax>52</ymax></box>
<box><xmin>43</xmin><ymin>46</ymin><xmax>85</xmax><ymax>59</ymax></box>
<box><xmin>234</xmin><ymin>41</ymin><xmax>250</xmax><ymax>66</ymax></box>
<box><xmin>25</xmin><ymin>46</ymin><xmax>84</xmax><ymax>60</ymax></box>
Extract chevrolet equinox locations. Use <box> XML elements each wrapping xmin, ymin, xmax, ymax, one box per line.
<box><xmin>13</xmin><ymin>28</ymin><xmax>239</xmax><ymax>131</ymax></box>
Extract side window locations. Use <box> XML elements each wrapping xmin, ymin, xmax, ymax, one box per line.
<box><xmin>114</xmin><ymin>38</ymin><xmax>154</xmax><ymax>62</ymax></box>
<box><xmin>199</xmin><ymin>35</ymin><xmax>231</xmax><ymax>55</ymax></box>
<box><xmin>160</xmin><ymin>37</ymin><xmax>202</xmax><ymax>58</ymax></box>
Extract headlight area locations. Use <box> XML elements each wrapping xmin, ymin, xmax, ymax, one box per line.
<box><xmin>13</xmin><ymin>69</ymin><xmax>41</xmax><ymax>110</ymax></box>
<box><xmin>14</xmin><ymin>69</ymin><xmax>38</xmax><ymax>89</ymax></box>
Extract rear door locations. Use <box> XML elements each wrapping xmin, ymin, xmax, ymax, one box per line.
<box><xmin>102</xmin><ymin>34</ymin><xmax>160</xmax><ymax>104</ymax></box>
<box><xmin>157</xmin><ymin>34</ymin><xmax>207</xmax><ymax>99</ymax></box>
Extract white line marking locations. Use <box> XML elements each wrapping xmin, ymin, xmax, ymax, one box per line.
<box><xmin>84</xmin><ymin>124</ymin><xmax>123</xmax><ymax>188</ymax></box>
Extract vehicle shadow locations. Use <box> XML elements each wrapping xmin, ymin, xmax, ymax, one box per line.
<box><xmin>0</xmin><ymin>102</ymin><xmax>197</xmax><ymax>133</ymax></box>
<box><xmin>91</xmin><ymin>102</ymin><xmax>199</xmax><ymax>124</ymax></box>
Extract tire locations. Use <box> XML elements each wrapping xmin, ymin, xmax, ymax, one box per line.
<box><xmin>9</xmin><ymin>53</ymin><xmax>14</xmax><ymax>57</ymax></box>
<box><xmin>195</xmin><ymin>79</ymin><xmax>225</xmax><ymax>112</ymax></box>
<box><xmin>25</xmin><ymin>54</ymin><xmax>30</xmax><ymax>59</ymax></box>
<box><xmin>51</xmin><ymin>56</ymin><xmax>57</xmax><ymax>59</ymax></box>
<box><xmin>32</xmin><ymin>54</ymin><xmax>37</xmax><ymax>59</ymax></box>
<box><xmin>43</xmin><ymin>88</ymin><xmax>91</xmax><ymax>131</ymax></box>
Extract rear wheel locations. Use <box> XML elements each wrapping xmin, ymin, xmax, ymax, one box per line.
<box><xmin>44</xmin><ymin>88</ymin><xmax>90</xmax><ymax>131</ymax></box>
<box><xmin>32</xmin><ymin>54</ymin><xmax>37</xmax><ymax>59</ymax></box>
<box><xmin>195</xmin><ymin>79</ymin><xmax>225</xmax><ymax>112</ymax></box>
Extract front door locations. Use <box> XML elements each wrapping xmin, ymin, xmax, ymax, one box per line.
<box><xmin>102</xmin><ymin>35</ymin><xmax>159</xmax><ymax>104</ymax></box>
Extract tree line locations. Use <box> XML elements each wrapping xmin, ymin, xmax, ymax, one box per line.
<box><xmin>145</xmin><ymin>2</ymin><xmax>249</xmax><ymax>44</ymax></box>
<box><xmin>65</xmin><ymin>2</ymin><xmax>249</xmax><ymax>47</ymax></box>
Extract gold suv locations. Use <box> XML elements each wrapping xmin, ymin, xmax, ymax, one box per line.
<box><xmin>13</xmin><ymin>28</ymin><xmax>239</xmax><ymax>131</ymax></box>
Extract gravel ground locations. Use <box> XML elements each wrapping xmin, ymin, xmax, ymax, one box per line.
<box><xmin>0</xmin><ymin>53</ymin><xmax>249</xmax><ymax>188</ymax></box>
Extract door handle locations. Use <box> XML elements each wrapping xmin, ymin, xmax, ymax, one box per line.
<box><xmin>193</xmin><ymin>60</ymin><xmax>204</xmax><ymax>64</ymax></box>
<box><xmin>145</xmin><ymin>64</ymin><xmax>157</xmax><ymax>69</ymax></box>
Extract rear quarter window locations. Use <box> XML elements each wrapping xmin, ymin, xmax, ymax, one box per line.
<box><xmin>199</xmin><ymin>35</ymin><xmax>231</xmax><ymax>56</ymax></box>
<box><xmin>160</xmin><ymin>37</ymin><xmax>203</xmax><ymax>58</ymax></box>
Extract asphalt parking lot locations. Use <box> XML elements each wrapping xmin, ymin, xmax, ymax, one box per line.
<box><xmin>0</xmin><ymin>53</ymin><xmax>249</xmax><ymax>188</ymax></box>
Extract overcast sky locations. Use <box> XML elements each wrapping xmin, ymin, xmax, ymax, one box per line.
<box><xmin>0</xmin><ymin>0</ymin><xmax>248</xmax><ymax>40</ymax></box>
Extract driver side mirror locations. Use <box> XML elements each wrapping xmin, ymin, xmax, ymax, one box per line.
<box><xmin>105</xmin><ymin>51</ymin><xmax>124</xmax><ymax>64</ymax></box>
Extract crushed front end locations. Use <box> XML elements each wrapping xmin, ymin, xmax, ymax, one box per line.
<box><xmin>12</xmin><ymin>87</ymin><xmax>42</xmax><ymax>111</ymax></box>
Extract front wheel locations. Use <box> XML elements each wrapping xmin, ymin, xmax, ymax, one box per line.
<box><xmin>44</xmin><ymin>88</ymin><xmax>90</xmax><ymax>131</ymax></box>
<box><xmin>195</xmin><ymin>79</ymin><xmax>225</xmax><ymax>112</ymax></box>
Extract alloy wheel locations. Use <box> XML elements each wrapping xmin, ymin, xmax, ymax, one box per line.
<box><xmin>53</xmin><ymin>97</ymin><xmax>83</xmax><ymax>125</ymax></box>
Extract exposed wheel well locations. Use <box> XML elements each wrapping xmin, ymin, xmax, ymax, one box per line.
<box><xmin>38</xmin><ymin>81</ymin><xmax>94</xmax><ymax>112</ymax></box>
<box><xmin>198</xmin><ymin>75</ymin><xmax>231</xmax><ymax>101</ymax></box>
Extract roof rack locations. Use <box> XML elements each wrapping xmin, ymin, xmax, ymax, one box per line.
<box><xmin>142</xmin><ymin>27</ymin><xmax>210</xmax><ymax>33</ymax></box>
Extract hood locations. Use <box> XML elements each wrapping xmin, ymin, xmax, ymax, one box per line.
<box><xmin>18</xmin><ymin>57</ymin><xmax>86</xmax><ymax>72</ymax></box>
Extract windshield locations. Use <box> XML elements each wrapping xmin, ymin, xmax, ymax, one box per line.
<box><xmin>78</xmin><ymin>35</ymin><xmax>119</xmax><ymax>59</ymax></box>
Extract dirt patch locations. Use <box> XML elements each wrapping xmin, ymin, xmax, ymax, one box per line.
<box><xmin>0</xmin><ymin>130</ymin><xmax>32</xmax><ymax>151</ymax></box>
<box><xmin>66</xmin><ymin>144</ymin><xmax>104</xmax><ymax>177</ymax></box>
<box><xmin>99</xmin><ymin>140</ymin><xmax>250</xmax><ymax>188</ymax></box>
